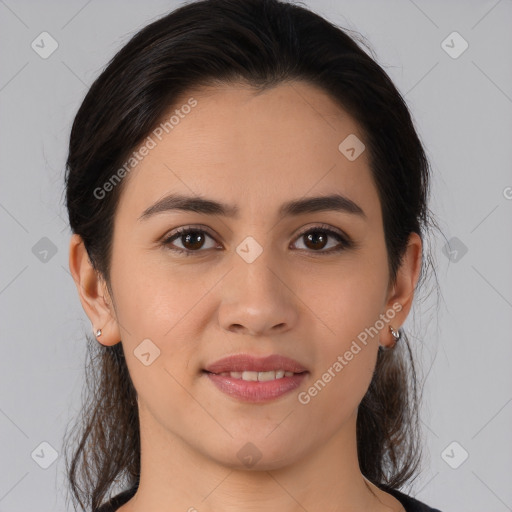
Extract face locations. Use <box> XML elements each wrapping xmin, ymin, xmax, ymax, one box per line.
<box><xmin>96</xmin><ymin>81</ymin><xmax>411</xmax><ymax>469</ymax></box>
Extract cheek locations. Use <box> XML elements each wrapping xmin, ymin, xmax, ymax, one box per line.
<box><xmin>313</xmin><ymin>255</ymin><xmax>389</xmax><ymax>351</ymax></box>
<box><xmin>300</xmin><ymin>348</ymin><xmax>378</xmax><ymax>435</ymax></box>
<box><xmin>301</xmin><ymin>322</ymin><xmax>379</xmax><ymax>421</ymax></box>
<box><xmin>109</xmin><ymin>242</ymin><xmax>195</xmax><ymax>336</ymax></box>
<box><xmin>109</xmin><ymin>248</ymin><xmax>208</xmax><ymax>402</ymax></box>
<box><xmin>301</xmin><ymin>255</ymin><xmax>388</xmax><ymax>418</ymax></box>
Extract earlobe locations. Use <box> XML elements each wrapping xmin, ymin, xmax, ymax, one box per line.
<box><xmin>68</xmin><ymin>234</ymin><xmax>121</xmax><ymax>346</ymax></box>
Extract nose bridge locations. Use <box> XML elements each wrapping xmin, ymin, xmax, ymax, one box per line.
<box><xmin>232</xmin><ymin>233</ymin><xmax>283</xmax><ymax>299</ymax></box>
<box><xmin>228</xmin><ymin>210</ymin><xmax>299</xmax><ymax>301</ymax></box>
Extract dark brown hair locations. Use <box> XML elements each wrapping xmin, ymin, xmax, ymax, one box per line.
<box><xmin>63</xmin><ymin>0</ymin><xmax>441</xmax><ymax>509</ymax></box>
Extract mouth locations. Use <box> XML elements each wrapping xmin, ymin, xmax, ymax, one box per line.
<box><xmin>202</xmin><ymin>353</ymin><xmax>309</xmax><ymax>402</ymax></box>
<box><xmin>202</xmin><ymin>369</ymin><xmax>306</xmax><ymax>381</ymax></box>
<box><xmin>203</xmin><ymin>353</ymin><xmax>308</xmax><ymax>374</ymax></box>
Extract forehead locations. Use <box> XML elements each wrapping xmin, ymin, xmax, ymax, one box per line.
<box><xmin>115</xmin><ymin>81</ymin><xmax>380</xmax><ymax>224</ymax></box>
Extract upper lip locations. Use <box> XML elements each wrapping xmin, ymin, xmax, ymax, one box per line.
<box><xmin>204</xmin><ymin>354</ymin><xmax>308</xmax><ymax>374</ymax></box>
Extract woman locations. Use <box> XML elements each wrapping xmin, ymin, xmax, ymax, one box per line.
<box><xmin>63</xmin><ymin>0</ymin><xmax>443</xmax><ymax>510</ymax></box>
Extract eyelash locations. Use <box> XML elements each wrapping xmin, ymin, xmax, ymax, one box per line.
<box><xmin>160</xmin><ymin>224</ymin><xmax>353</xmax><ymax>257</ymax></box>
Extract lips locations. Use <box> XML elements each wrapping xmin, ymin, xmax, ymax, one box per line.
<box><xmin>203</xmin><ymin>353</ymin><xmax>308</xmax><ymax>375</ymax></box>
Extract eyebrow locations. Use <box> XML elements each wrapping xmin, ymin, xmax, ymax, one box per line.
<box><xmin>138</xmin><ymin>192</ymin><xmax>366</xmax><ymax>221</ymax></box>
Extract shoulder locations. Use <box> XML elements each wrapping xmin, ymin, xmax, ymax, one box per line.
<box><xmin>383</xmin><ymin>486</ymin><xmax>443</xmax><ymax>512</ymax></box>
<box><xmin>93</xmin><ymin>486</ymin><xmax>137</xmax><ymax>512</ymax></box>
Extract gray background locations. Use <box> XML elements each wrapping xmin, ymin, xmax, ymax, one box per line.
<box><xmin>1</xmin><ymin>0</ymin><xmax>511</xmax><ymax>510</ymax></box>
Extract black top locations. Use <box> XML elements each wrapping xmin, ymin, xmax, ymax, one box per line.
<box><xmin>95</xmin><ymin>484</ymin><xmax>443</xmax><ymax>512</ymax></box>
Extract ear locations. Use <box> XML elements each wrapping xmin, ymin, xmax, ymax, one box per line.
<box><xmin>381</xmin><ymin>232</ymin><xmax>422</xmax><ymax>348</ymax></box>
<box><xmin>68</xmin><ymin>234</ymin><xmax>121</xmax><ymax>346</ymax></box>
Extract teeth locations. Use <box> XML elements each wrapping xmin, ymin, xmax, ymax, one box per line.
<box><xmin>256</xmin><ymin>371</ymin><xmax>276</xmax><ymax>382</ymax></box>
<box><xmin>216</xmin><ymin>370</ymin><xmax>297</xmax><ymax>380</ymax></box>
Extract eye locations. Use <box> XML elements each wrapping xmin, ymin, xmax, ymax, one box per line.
<box><xmin>161</xmin><ymin>226</ymin><xmax>219</xmax><ymax>256</ymax></box>
<box><xmin>291</xmin><ymin>224</ymin><xmax>352</xmax><ymax>254</ymax></box>
<box><xmin>161</xmin><ymin>223</ymin><xmax>353</xmax><ymax>256</ymax></box>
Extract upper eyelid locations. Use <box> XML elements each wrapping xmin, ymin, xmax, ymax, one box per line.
<box><xmin>294</xmin><ymin>223</ymin><xmax>346</xmax><ymax>238</ymax></box>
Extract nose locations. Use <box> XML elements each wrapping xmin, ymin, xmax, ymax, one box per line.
<box><xmin>217</xmin><ymin>250</ymin><xmax>299</xmax><ymax>337</ymax></box>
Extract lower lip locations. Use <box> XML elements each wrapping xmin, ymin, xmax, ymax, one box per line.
<box><xmin>204</xmin><ymin>371</ymin><xmax>308</xmax><ymax>403</ymax></box>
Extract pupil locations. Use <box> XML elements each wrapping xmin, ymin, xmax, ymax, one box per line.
<box><xmin>184</xmin><ymin>232</ymin><xmax>204</xmax><ymax>250</ymax></box>
<box><xmin>306</xmin><ymin>232</ymin><xmax>326</xmax><ymax>250</ymax></box>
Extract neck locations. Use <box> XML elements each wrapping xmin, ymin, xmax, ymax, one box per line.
<box><xmin>123</xmin><ymin>406</ymin><xmax>398</xmax><ymax>512</ymax></box>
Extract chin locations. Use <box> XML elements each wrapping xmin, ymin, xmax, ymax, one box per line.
<box><xmin>203</xmin><ymin>438</ymin><xmax>305</xmax><ymax>472</ymax></box>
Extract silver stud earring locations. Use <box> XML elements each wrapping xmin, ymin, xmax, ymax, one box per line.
<box><xmin>389</xmin><ymin>326</ymin><xmax>400</xmax><ymax>341</ymax></box>
<box><xmin>385</xmin><ymin>325</ymin><xmax>400</xmax><ymax>349</ymax></box>
<box><xmin>380</xmin><ymin>326</ymin><xmax>400</xmax><ymax>351</ymax></box>
<box><xmin>95</xmin><ymin>328</ymin><xmax>102</xmax><ymax>337</ymax></box>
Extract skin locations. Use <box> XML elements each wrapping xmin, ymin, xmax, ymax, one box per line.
<box><xmin>69</xmin><ymin>81</ymin><xmax>422</xmax><ymax>512</ymax></box>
